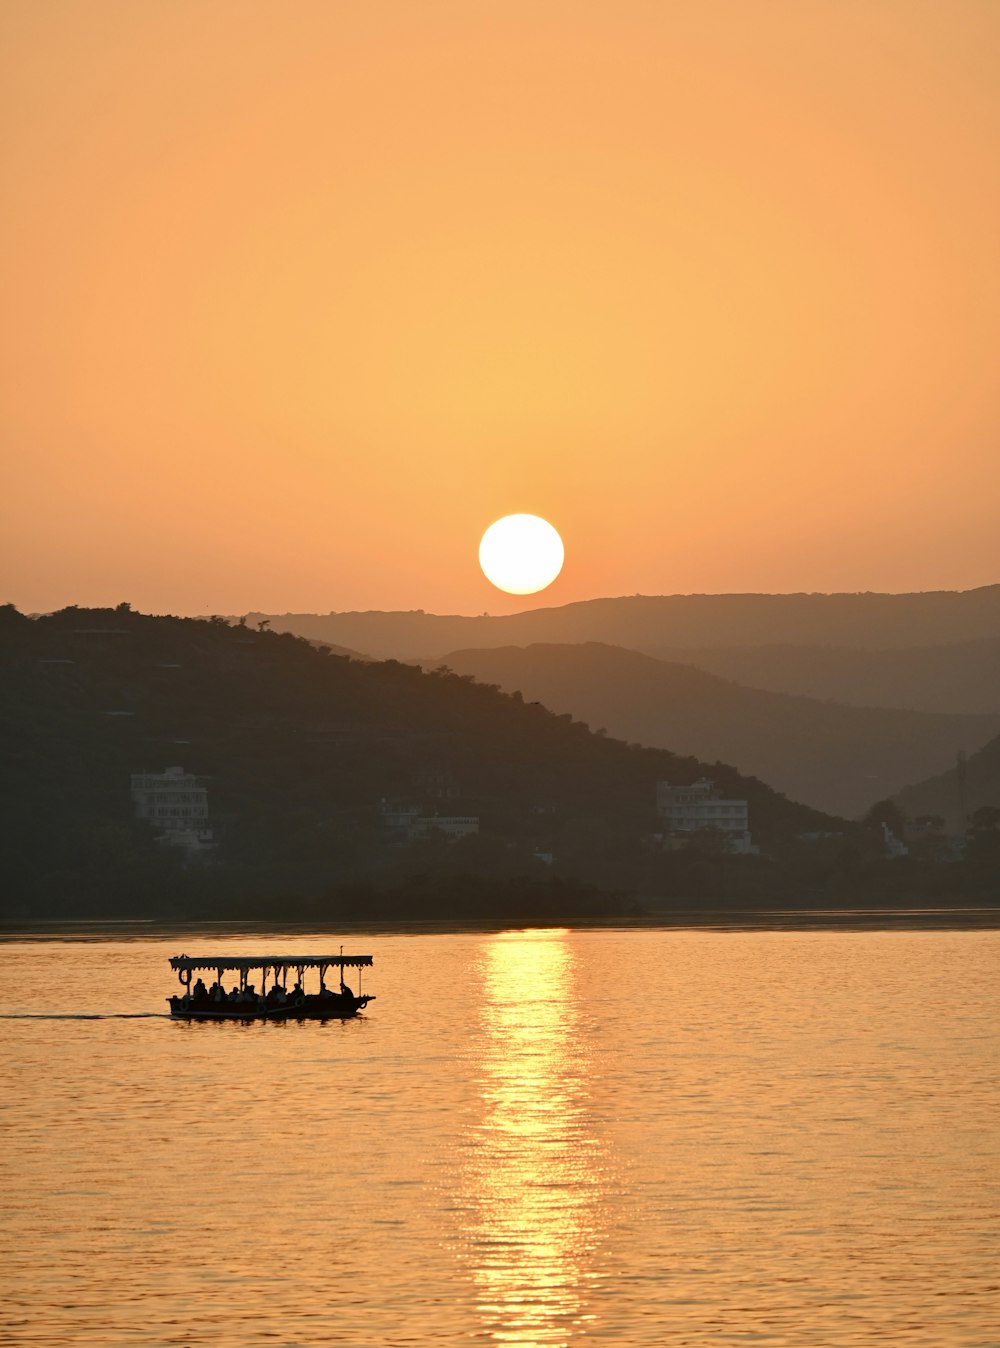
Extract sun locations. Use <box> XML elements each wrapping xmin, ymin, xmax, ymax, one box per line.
<box><xmin>479</xmin><ymin>514</ymin><xmax>564</xmax><ymax>595</ymax></box>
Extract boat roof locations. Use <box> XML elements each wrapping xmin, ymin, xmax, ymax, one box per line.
<box><xmin>170</xmin><ymin>954</ymin><xmax>373</xmax><ymax>972</ymax></box>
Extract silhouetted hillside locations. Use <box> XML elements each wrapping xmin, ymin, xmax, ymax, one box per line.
<box><xmin>644</xmin><ymin>636</ymin><xmax>1000</xmax><ymax>715</ymax></box>
<box><xmin>894</xmin><ymin>734</ymin><xmax>1000</xmax><ymax>833</ymax></box>
<box><xmin>0</xmin><ymin>606</ymin><xmax>834</xmax><ymax>920</ymax></box>
<box><xmin>246</xmin><ymin>585</ymin><xmax>1000</xmax><ymax>660</ymax></box>
<box><xmin>439</xmin><ymin>643</ymin><xmax>1000</xmax><ymax>817</ymax></box>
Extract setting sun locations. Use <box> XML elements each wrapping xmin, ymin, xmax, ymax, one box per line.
<box><xmin>479</xmin><ymin>515</ymin><xmax>565</xmax><ymax>595</ymax></box>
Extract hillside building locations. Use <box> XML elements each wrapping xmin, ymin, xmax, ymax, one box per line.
<box><xmin>131</xmin><ymin>766</ymin><xmax>213</xmax><ymax>852</ymax></box>
<box><xmin>656</xmin><ymin>778</ymin><xmax>756</xmax><ymax>854</ymax></box>
<box><xmin>414</xmin><ymin>814</ymin><xmax>479</xmax><ymax>839</ymax></box>
<box><xmin>380</xmin><ymin>803</ymin><xmax>423</xmax><ymax>832</ymax></box>
<box><xmin>380</xmin><ymin>801</ymin><xmax>479</xmax><ymax>841</ymax></box>
<box><xmin>880</xmin><ymin>820</ymin><xmax>909</xmax><ymax>859</ymax></box>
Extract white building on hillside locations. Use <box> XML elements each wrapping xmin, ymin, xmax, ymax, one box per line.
<box><xmin>131</xmin><ymin>766</ymin><xmax>213</xmax><ymax>852</ymax></box>
<box><xmin>380</xmin><ymin>803</ymin><xmax>423</xmax><ymax>832</ymax></box>
<box><xmin>380</xmin><ymin>802</ymin><xmax>479</xmax><ymax>841</ymax></box>
<box><xmin>414</xmin><ymin>815</ymin><xmax>479</xmax><ymax>839</ymax></box>
<box><xmin>656</xmin><ymin>778</ymin><xmax>756</xmax><ymax>854</ymax></box>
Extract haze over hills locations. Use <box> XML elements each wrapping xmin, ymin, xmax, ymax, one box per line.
<box><xmin>894</xmin><ymin>733</ymin><xmax>1000</xmax><ymax>834</ymax></box>
<box><xmin>438</xmin><ymin>643</ymin><xmax>1000</xmax><ymax>819</ymax></box>
<box><xmin>246</xmin><ymin>585</ymin><xmax>1000</xmax><ymax>662</ymax></box>
<box><xmin>642</xmin><ymin>636</ymin><xmax>1000</xmax><ymax>716</ymax></box>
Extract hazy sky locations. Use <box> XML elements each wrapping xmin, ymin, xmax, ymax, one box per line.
<box><xmin>2</xmin><ymin>1</ymin><xmax>998</xmax><ymax>615</ymax></box>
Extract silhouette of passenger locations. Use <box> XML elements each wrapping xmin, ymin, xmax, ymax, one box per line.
<box><xmin>192</xmin><ymin>978</ymin><xmax>208</xmax><ymax>1001</ymax></box>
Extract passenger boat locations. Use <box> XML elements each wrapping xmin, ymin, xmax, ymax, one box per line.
<box><xmin>168</xmin><ymin>952</ymin><xmax>375</xmax><ymax>1020</ymax></box>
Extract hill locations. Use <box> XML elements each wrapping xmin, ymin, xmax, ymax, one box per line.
<box><xmin>894</xmin><ymin>733</ymin><xmax>1000</xmax><ymax>833</ymax></box>
<box><xmin>438</xmin><ymin>643</ymin><xmax>1000</xmax><ymax>818</ymax></box>
<box><xmin>245</xmin><ymin>585</ymin><xmax>1000</xmax><ymax>661</ymax></box>
<box><xmin>643</xmin><ymin>636</ymin><xmax>1000</xmax><ymax>715</ymax></box>
<box><xmin>0</xmin><ymin>606</ymin><xmax>836</xmax><ymax>921</ymax></box>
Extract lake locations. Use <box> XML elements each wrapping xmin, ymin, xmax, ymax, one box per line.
<box><xmin>2</xmin><ymin>927</ymin><xmax>999</xmax><ymax>1346</ymax></box>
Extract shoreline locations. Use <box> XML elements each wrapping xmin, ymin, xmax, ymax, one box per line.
<box><xmin>3</xmin><ymin>905</ymin><xmax>1000</xmax><ymax>939</ymax></box>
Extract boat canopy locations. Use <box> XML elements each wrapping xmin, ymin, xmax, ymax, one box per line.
<box><xmin>170</xmin><ymin>954</ymin><xmax>373</xmax><ymax>972</ymax></box>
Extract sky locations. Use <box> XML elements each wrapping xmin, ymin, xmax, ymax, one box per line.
<box><xmin>2</xmin><ymin>0</ymin><xmax>998</xmax><ymax>616</ymax></box>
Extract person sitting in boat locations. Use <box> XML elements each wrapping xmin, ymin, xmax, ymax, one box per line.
<box><xmin>192</xmin><ymin>977</ymin><xmax>208</xmax><ymax>1002</ymax></box>
<box><xmin>210</xmin><ymin>981</ymin><xmax>225</xmax><ymax>1002</ymax></box>
<box><xmin>227</xmin><ymin>986</ymin><xmax>240</xmax><ymax>1002</ymax></box>
<box><xmin>290</xmin><ymin>981</ymin><xmax>304</xmax><ymax>1003</ymax></box>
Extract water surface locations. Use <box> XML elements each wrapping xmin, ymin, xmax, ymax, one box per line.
<box><xmin>2</xmin><ymin>929</ymin><xmax>998</xmax><ymax>1346</ymax></box>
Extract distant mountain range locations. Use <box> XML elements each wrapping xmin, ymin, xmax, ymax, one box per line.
<box><xmin>894</xmin><ymin>733</ymin><xmax>1000</xmax><ymax>833</ymax></box>
<box><xmin>437</xmin><ymin>643</ymin><xmax>1000</xmax><ymax>818</ymax></box>
<box><xmin>246</xmin><ymin>585</ymin><xmax>1000</xmax><ymax>662</ymax></box>
<box><xmin>642</xmin><ymin>636</ymin><xmax>1000</xmax><ymax>715</ymax></box>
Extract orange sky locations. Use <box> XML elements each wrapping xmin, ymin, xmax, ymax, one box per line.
<box><xmin>2</xmin><ymin>1</ymin><xmax>998</xmax><ymax>616</ymax></box>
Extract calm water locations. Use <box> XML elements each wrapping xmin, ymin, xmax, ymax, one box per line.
<box><xmin>2</xmin><ymin>928</ymin><xmax>999</xmax><ymax>1347</ymax></box>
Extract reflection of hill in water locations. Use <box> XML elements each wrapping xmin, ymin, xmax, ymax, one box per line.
<box><xmin>463</xmin><ymin>931</ymin><xmax>608</xmax><ymax>1345</ymax></box>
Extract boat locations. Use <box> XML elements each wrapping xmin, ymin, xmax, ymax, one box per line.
<box><xmin>168</xmin><ymin>951</ymin><xmax>375</xmax><ymax>1020</ymax></box>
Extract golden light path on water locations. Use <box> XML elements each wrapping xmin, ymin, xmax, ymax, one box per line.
<box><xmin>464</xmin><ymin>929</ymin><xmax>607</xmax><ymax>1346</ymax></box>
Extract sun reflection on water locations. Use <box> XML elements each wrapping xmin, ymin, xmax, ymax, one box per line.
<box><xmin>464</xmin><ymin>929</ymin><xmax>605</xmax><ymax>1346</ymax></box>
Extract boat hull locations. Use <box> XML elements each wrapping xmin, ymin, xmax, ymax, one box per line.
<box><xmin>168</xmin><ymin>993</ymin><xmax>373</xmax><ymax>1021</ymax></box>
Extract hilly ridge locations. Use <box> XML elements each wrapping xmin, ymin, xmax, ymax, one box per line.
<box><xmin>643</xmin><ymin>636</ymin><xmax>1000</xmax><ymax>715</ymax></box>
<box><xmin>439</xmin><ymin>643</ymin><xmax>1000</xmax><ymax>818</ymax></box>
<box><xmin>0</xmin><ymin>606</ymin><xmax>835</xmax><ymax>919</ymax></box>
<box><xmin>246</xmin><ymin>585</ymin><xmax>1000</xmax><ymax>661</ymax></box>
<box><xmin>894</xmin><ymin>733</ymin><xmax>1000</xmax><ymax>833</ymax></box>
